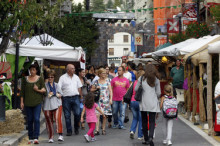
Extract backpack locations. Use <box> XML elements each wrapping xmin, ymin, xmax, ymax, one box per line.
<box><xmin>162</xmin><ymin>95</ymin><xmax>178</xmax><ymax>119</ymax></box>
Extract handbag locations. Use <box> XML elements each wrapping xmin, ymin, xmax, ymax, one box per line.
<box><xmin>135</xmin><ymin>76</ymin><xmax>143</xmax><ymax>101</ymax></box>
<box><xmin>0</xmin><ymin>54</ymin><xmax>12</xmax><ymax>79</ymax></box>
<box><xmin>94</xmin><ymin>80</ymin><xmax>100</xmax><ymax>102</ymax></box>
<box><xmin>123</xmin><ymin>82</ymin><xmax>134</xmax><ymax>104</ymax></box>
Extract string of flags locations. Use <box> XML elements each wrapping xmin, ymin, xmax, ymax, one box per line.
<box><xmin>68</xmin><ymin>5</ymin><xmax>182</xmax><ymax>16</ymax></box>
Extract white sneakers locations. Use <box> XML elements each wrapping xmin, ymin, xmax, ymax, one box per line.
<box><xmin>137</xmin><ymin>137</ymin><xmax>144</xmax><ymax>140</ymax></box>
<box><xmin>48</xmin><ymin>135</ymin><xmax>64</xmax><ymax>143</ymax></box>
<box><xmin>84</xmin><ymin>134</ymin><xmax>97</xmax><ymax>142</ymax></box>
<box><xmin>91</xmin><ymin>137</ymin><xmax>96</xmax><ymax>142</ymax></box>
<box><xmin>58</xmin><ymin>135</ymin><xmax>64</xmax><ymax>142</ymax></box>
<box><xmin>48</xmin><ymin>139</ymin><xmax>54</xmax><ymax>143</ymax></box>
<box><xmin>167</xmin><ymin>140</ymin><xmax>172</xmax><ymax>145</ymax></box>
<box><xmin>130</xmin><ymin>131</ymin><xmax>134</xmax><ymax>139</ymax></box>
<box><xmin>163</xmin><ymin>139</ymin><xmax>172</xmax><ymax>145</ymax></box>
<box><xmin>84</xmin><ymin>134</ymin><xmax>90</xmax><ymax>142</ymax></box>
<box><xmin>163</xmin><ymin>140</ymin><xmax>167</xmax><ymax>145</ymax></box>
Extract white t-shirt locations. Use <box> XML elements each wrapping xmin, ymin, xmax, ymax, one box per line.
<box><xmin>115</xmin><ymin>72</ymin><xmax>132</xmax><ymax>82</ymax></box>
<box><xmin>58</xmin><ymin>73</ymin><xmax>82</xmax><ymax>97</ymax></box>
<box><xmin>92</xmin><ymin>75</ymin><xmax>99</xmax><ymax>85</ymax></box>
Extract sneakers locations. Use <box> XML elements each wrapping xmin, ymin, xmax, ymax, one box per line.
<box><xmin>163</xmin><ymin>140</ymin><xmax>167</xmax><ymax>145</ymax></box>
<box><xmin>84</xmin><ymin>134</ymin><xmax>90</xmax><ymax>142</ymax></box>
<box><xmin>33</xmin><ymin>139</ymin><xmax>39</xmax><ymax>144</ymax></box>
<box><xmin>48</xmin><ymin>139</ymin><xmax>54</xmax><ymax>143</ymax></box>
<box><xmin>167</xmin><ymin>140</ymin><xmax>172</xmax><ymax>146</ymax></box>
<box><xmin>91</xmin><ymin>137</ymin><xmax>96</xmax><ymax>142</ymax></box>
<box><xmin>58</xmin><ymin>135</ymin><xmax>64</xmax><ymax>142</ymax></box>
<box><xmin>112</xmin><ymin>125</ymin><xmax>117</xmax><ymax>129</ymax></box>
<box><xmin>28</xmin><ymin>140</ymin><xmax>33</xmax><ymax>144</ymax></box>
<box><xmin>119</xmin><ymin>126</ymin><xmax>126</xmax><ymax>130</ymax></box>
<box><xmin>138</xmin><ymin>137</ymin><xmax>144</xmax><ymax>140</ymax></box>
<box><xmin>130</xmin><ymin>131</ymin><xmax>134</xmax><ymax>139</ymax></box>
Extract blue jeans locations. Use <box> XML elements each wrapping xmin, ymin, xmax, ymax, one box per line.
<box><xmin>122</xmin><ymin>102</ymin><xmax>127</xmax><ymax>123</ymax></box>
<box><xmin>112</xmin><ymin>101</ymin><xmax>124</xmax><ymax>127</ymax></box>
<box><xmin>130</xmin><ymin>101</ymin><xmax>143</xmax><ymax>138</ymax></box>
<box><xmin>62</xmin><ymin>95</ymin><xmax>80</xmax><ymax>133</ymax></box>
<box><xmin>25</xmin><ymin>104</ymin><xmax>41</xmax><ymax>140</ymax></box>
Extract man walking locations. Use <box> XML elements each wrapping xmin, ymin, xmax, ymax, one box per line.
<box><xmin>111</xmin><ymin>66</ymin><xmax>130</xmax><ymax>129</ymax></box>
<box><xmin>58</xmin><ymin>64</ymin><xmax>83</xmax><ymax>136</ymax></box>
<box><xmin>170</xmin><ymin>59</ymin><xmax>184</xmax><ymax>97</ymax></box>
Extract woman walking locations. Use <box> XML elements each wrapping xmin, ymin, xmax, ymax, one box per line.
<box><xmin>43</xmin><ymin>70</ymin><xmax>64</xmax><ymax>143</ymax></box>
<box><xmin>135</xmin><ymin>64</ymin><xmax>161</xmax><ymax>146</ymax></box>
<box><xmin>130</xmin><ymin>72</ymin><xmax>144</xmax><ymax>140</ymax></box>
<box><xmin>20</xmin><ymin>64</ymin><xmax>46</xmax><ymax>144</ymax></box>
<box><xmin>78</xmin><ymin>68</ymin><xmax>90</xmax><ymax>129</ymax></box>
<box><xmin>91</xmin><ymin>68</ymin><xmax>112</xmax><ymax>135</ymax></box>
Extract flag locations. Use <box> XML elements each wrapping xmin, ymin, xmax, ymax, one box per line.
<box><xmin>131</xmin><ymin>35</ymin><xmax>135</xmax><ymax>52</ymax></box>
<box><xmin>134</xmin><ymin>33</ymin><xmax>143</xmax><ymax>46</ymax></box>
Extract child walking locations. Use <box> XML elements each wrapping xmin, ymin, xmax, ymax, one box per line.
<box><xmin>81</xmin><ymin>93</ymin><xmax>105</xmax><ymax>142</ymax></box>
<box><xmin>160</xmin><ymin>84</ymin><xmax>177</xmax><ymax>146</ymax></box>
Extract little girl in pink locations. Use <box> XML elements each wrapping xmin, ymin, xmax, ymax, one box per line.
<box><xmin>81</xmin><ymin>93</ymin><xmax>105</xmax><ymax>142</ymax></box>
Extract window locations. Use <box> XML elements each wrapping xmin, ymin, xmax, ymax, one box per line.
<box><xmin>123</xmin><ymin>48</ymin><xmax>129</xmax><ymax>56</ymax></box>
<box><xmin>109</xmin><ymin>48</ymin><xmax>114</xmax><ymax>56</ymax></box>
<box><xmin>109</xmin><ymin>35</ymin><xmax>114</xmax><ymax>43</ymax></box>
<box><xmin>123</xmin><ymin>35</ymin><xmax>128</xmax><ymax>43</ymax></box>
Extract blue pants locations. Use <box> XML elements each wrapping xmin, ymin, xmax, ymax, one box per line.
<box><xmin>130</xmin><ymin>101</ymin><xmax>143</xmax><ymax>138</ymax></box>
<box><xmin>112</xmin><ymin>101</ymin><xmax>124</xmax><ymax>127</ymax></box>
<box><xmin>25</xmin><ymin>104</ymin><xmax>41</xmax><ymax>140</ymax></box>
<box><xmin>62</xmin><ymin>96</ymin><xmax>80</xmax><ymax>133</ymax></box>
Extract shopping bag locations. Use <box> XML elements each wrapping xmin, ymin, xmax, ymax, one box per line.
<box><xmin>0</xmin><ymin>54</ymin><xmax>12</xmax><ymax>79</ymax></box>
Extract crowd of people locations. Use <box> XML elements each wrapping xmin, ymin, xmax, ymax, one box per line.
<box><xmin>20</xmin><ymin>60</ymin><xmax>183</xmax><ymax>146</ymax></box>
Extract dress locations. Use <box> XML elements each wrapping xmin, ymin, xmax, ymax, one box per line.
<box><xmin>98</xmin><ymin>80</ymin><xmax>112</xmax><ymax>115</ymax></box>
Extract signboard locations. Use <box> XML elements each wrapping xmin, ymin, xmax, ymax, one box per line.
<box><xmin>157</xmin><ymin>24</ymin><xmax>167</xmax><ymax>38</ymax></box>
<box><xmin>134</xmin><ymin>33</ymin><xmax>143</xmax><ymax>46</ymax></box>
<box><xmin>183</xmin><ymin>3</ymin><xmax>197</xmax><ymax>19</ymax></box>
<box><xmin>167</xmin><ymin>19</ymin><xmax>179</xmax><ymax>33</ymax></box>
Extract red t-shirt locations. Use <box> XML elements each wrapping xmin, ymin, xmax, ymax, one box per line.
<box><xmin>111</xmin><ymin>76</ymin><xmax>130</xmax><ymax>101</ymax></box>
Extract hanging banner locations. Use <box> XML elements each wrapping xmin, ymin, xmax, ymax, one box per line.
<box><xmin>134</xmin><ymin>33</ymin><xmax>143</xmax><ymax>46</ymax></box>
<box><xmin>167</xmin><ymin>18</ymin><xmax>179</xmax><ymax>33</ymax></box>
<box><xmin>157</xmin><ymin>24</ymin><xmax>167</xmax><ymax>38</ymax></box>
<box><xmin>183</xmin><ymin>3</ymin><xmax>197</xmax><ymax>19</ymax></box>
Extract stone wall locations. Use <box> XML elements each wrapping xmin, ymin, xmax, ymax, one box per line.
<box><xmin>91</xmin><ymin>21</ymin><xmax>155</xmax><ymax>66</ymax></box>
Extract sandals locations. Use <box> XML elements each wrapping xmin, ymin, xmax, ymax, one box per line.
<box><xmin>102</xmin><ymin>130</ymin><xmax>106</xmax><ymax>135</ymax></box>
<box><xmin>94</xmin><ymin>131</ymin><xmax>100</xmax><ymax>135</ymax></box>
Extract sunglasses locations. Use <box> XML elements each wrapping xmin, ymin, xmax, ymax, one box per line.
<box><xmin>48</xmin><ymin>76</ymin><xmax>54</xmax><ymax>79</ymax></box>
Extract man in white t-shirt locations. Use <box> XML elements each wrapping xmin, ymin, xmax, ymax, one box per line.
<box><xmin>58</xmin><ymin>64</ymin><xmax>83</xmax><ymax>136</ymax></box>
<box><xmin>115</xmin><ymin>63</ymin><xmax>132</xmax><ymax>82</ymax></box>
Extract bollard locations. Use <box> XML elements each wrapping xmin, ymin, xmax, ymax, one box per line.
<box><xmin>0</xmin><ymin>95</ymin><xmax>7</xmax><ymax>121</ymax></box>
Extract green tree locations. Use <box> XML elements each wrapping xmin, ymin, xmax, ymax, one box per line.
<box><xmin>91</xmin><ymin>0</ymin><xmax>105</xmax><ymax>12</ymax></box>
<box><xmin>114</xmin><ymin>0</ymin><xmax>120</xmax><ymax>8</ymax></box>
<box><xmin>53</xmin><ymin>3</ymin><xmax>99</xmax><ymax>62</ymax></box>
<box><xmin>170</xmin><ymin>22</ymin><xmax>211</xmax><ymax>44</ymax></box>
<box><xmin>0</xmin><ymin>0</ymin><xmax>64</xmax><ymax>53</ymax></box>
<box><xmin>106</xmin><ymin>0</ymin><xmax>114</xmax><ymax>9</ymax></box>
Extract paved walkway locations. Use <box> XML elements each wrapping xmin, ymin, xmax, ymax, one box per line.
<box><xmin>34</xmin><ymin>111</ymin><xmax>212</xmax><ymax>146</ymax></box>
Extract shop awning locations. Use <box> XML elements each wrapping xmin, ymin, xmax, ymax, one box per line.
<box><xmin>208</xmin><ymin>41</ymin><xmax>220</xmax><ymax>54</ymax></box>
<box><xmin>4</xmin><ymin>33</ymin><xmax>84</xmax><ymax>62</ymax></box>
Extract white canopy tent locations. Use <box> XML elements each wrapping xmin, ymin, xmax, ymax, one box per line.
<box><xmin>179</xmin><ymin>35</ymin><xmax>220</xmax><ymax>55</ymax></box>
<box><xmin>208</xmin><ymin>40</ymin><xmax>220</xmax><ymax>53</ymax></box>
<box><xmin>142</xmin><ymin>35</ymin><xmax>220</xmax><ymax>58</ymax></box>
<box><xmin>150</xmin><ymin>38</ymin><xmax>196</xmax><ymax>57</ymax></box>
<box><xmin>5</xmin><ymin>34</ymin><xmax>85</xmax><ymax>62</ymax></box>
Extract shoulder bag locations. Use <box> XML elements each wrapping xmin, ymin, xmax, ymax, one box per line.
<box><xmin>134</xmin><ymin>76</ymin><xmax>143</xmax><ymax>101</ymax></box>
<box><xmin>94</xmin><ymin>80</ymin><xmax>100</xmax><ymax>102</ymax></box>
<box><xmin>123</xmin><ymin>82</ymin><xmax>134</xmax><ymax>104</ymax></box>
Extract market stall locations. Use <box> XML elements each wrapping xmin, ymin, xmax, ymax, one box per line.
<box><xmin>207</xmin><ymin>40</ymin><xmax>220</xmax><ymax>135</ymax></box>
<box><xmin>183</xmin><ymin>35</ymin><xmax>220</xmax><ymax>135</ymax></box>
